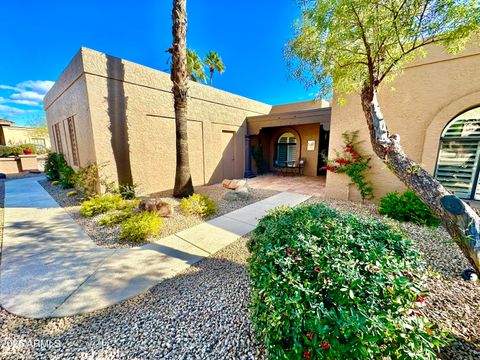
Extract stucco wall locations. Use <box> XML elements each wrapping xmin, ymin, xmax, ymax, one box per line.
<box><xmin>2</xmin><ymin>126</ymin><xmax>51</xmax><ymax>149</ymax></box>
<box><xmin>326</xmin><ymin>41</ymin><xmax>480</xmax><ymax>201</ymax></box>
<box><xmin>45</xmin><ymin>48</ymin><xmax>272</xmax><ymax>195</ymax></box>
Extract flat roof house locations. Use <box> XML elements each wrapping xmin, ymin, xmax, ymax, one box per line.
<box><xmin>44</xmin><ymin>43</ymin><xmax>480</xmax><ymax>201</ymax></box>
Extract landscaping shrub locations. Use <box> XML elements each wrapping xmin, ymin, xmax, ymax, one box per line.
<box><xmin>248</xmin><ymin>203</ymin><xmax>447</xmax><ymax>359</ymax></box>
<box><xmin>379</xmin><ymin>190</ymin><xmax>440</xmax><ymax>227</ymax></box>
<box><xmin>98</xmin><ymin>209</ymin><xmax>134</xmax><ymax>227</ymax></box>
<box><xmin>117</xmin><ymin>183</ymin><xmax>138</xmax><ymax>200</ymax></box>
<box><xmin>73</xmin><ymin>164</ymin><xmax>101</xmax><ymax>197</ymax></box>
<box><xmin>119</xmin><ymin>211</ymin><xmax>162</xmax><ymax>242</ymax></box>
<box><xmin>44</xmin><ymin>151</ymin><xmax>76</xmax><ymax>188</ymax></box>
<box><xmin>0</xmin><ymin>145</ymin><xmax>24</xmax><ymax>157</ymax></box>
<box><xmin>19</xmin><ymin>144</ymin><xmax>37</xmax><ymax>154</ymax></box>
<box><xmin>80</xmin><ymin>194</ymin><xmax>138</xmax><ymax>218</ymax></box>
<box><xmin>180</xmin><ymin>194</ymin><xmax>216</xmax><ymax>217</ymax></box>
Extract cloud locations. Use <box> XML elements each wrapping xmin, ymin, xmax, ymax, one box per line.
<box><xmin>0</xmin><ymin>104</ymin><xmax>28</xmax><ymax>115</ymax></box>
<box><xmin>0</xmin><ymin>85</ymin><xmax>20</xmax><ymax>91</ymax></box>
<box><xmin>0</xmin><ymin>96</ymin><xmax>39</xmax><ymax>107</ymax></box>
<box><xmin>17</xmin><ymin>80</ymin><xmax>54</xmax><ymax>95</ymax></box>
<box><xmin>10</xmin><ymin>91</ymin><xmax>44</xmax><ymax>102</ymax></box>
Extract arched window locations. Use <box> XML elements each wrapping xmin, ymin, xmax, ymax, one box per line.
<box><xmin>435</xmin><ymin>107</ymin><xmax>480</xmax><ymax>199</ymax></box>
<box><xmin>276</xmin><ymin>132</ymin><xmax>297</xmax><ymax>165</ymax></box>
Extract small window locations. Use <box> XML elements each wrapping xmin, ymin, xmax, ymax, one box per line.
<box><xmin>53</xmin><ymin>123</ymin><xmax>63</xmax><ymax>154</ymax></box>
<box><xmin>276</xmin><ymin>132</ymin><xmax>297</xmax><ymax>165</ymax></box>
<box><xmin>67</xmin><ymin>116</ymin><xmax>80</xmax><ymax>166</ymax></box>
<box><xmin>31</xmin><ymin>138</ymin><xmax>46</xmax><ymax>147</ymax></box>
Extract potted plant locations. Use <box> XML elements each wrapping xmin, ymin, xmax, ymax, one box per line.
<box><xmin>23</xmin><ymin>148</ymin><xmax>33</xmax><ymax>155</ymax></box>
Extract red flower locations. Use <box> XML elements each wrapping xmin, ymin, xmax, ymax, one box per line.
<box><xmin>286</xmin><ymin>247</ymin><xmax>292</xmax><ymax>255</ymax></box>
<box><xmin>320</xmin><ymin>343</ymin><xmax>330</xmax><ymax>350</ymax></box>
<box><xmin>417</xmin><ymin>296</ymin><xmax>425</xmax><ymax>303</ymax></box>
<box><xmin>314</xmin><ymin>266</ymin><xmax>321</xmax><ymax>273</ymax></box>
<box><xmin>306</xmin><ymin>332</ymin><xmax>313</xmax><ymax>341</ymax></box>
<box><xmin>292</xmin><ymin>251</ymin><xmax>298</xmax><ymax>259</ymax></box>
<box><xmin>402</xmin><ymin>271</ymin><xmax>414</xmax><ymax>280</ymax></box>
<box><xmin>296</xmin><ymin>259</ymin><xmax>302</xmax><ymax>265</ymax></box>
<box><xmin>303</xmin><ymin>350</ymin><xmax>311</xmax><ymax>360</ymax></box>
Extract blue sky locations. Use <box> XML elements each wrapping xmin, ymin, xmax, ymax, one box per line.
<box><xmin>0</xmin><ymin>0</ymin><xmax>316</xmax><ymax>125</ymax></box>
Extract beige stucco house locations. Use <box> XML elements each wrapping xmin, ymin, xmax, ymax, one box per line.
<box><xmin>44</xmin><ymin>43</ymin><xmax>480</xmax><ymax>201</ymax></box>
<box><xmin>0</xmin><ymin>118</ymin><xmax>51</xmax><ymax>150</ymax></box>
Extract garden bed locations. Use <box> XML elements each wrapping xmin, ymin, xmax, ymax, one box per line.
<box><xmin>305</xmin><ymin>198</ymin><xmax>480</xmax><ymax>359</ymax></box>
<box><xmin>39</xmin><ymin>179</ymin><xmax>279</xmax><ymax>248</ymax></box>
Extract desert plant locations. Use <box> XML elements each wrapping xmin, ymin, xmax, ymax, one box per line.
<box><xmin>59</xmin><ymin>165</ymin><xmax>75</xmax><ymax>189</ymax></box>
<box><xmin>98</xmin><ymin>209</ymin><xmax>134</xmax><ymax>227</ymax></box>
<box><xmin>80</xmin><ymin>194</ymin><xmax>138</xmax><ymax>218</ymax></box>
<box><xmin>117</xmin><ymin>183</ymin><xmax>138</xmax><ymax>200</ymax></box>
<box><xmin>248</xmin><ymin>203</ymin><xmax>448</xmax><ymax>359</ymax></box>
<box><xmin>119</xmin><ymin>212</ymin><xmax>162</xmax><ymax>242</ymax></box>
<box><xmin>379</xmin><ymin>190</ymin><xmax>440</xmax><ymax>227</ymax></box>
<box><xmin>180</xmin><ymin>194</ymin><xmax>217</xmax><ymax>217</ymax></box>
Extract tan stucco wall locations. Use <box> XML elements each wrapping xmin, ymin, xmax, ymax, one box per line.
<box><xmin>45</xmin><ymin>48</ymin><xmax>271</xmax><ymax>194</ymax></box>
<box><xmin>2</xmin><ymin>126</ymin><xmax>51</xmax><ymax>149</ymax></box>
<box><xmin>326</xmin><ymin>41</ymin><xmax>480</xmax><ymax>201</ymax></box>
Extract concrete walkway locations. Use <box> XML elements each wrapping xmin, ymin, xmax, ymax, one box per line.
<box><xmin>0</xmin><ymin>176</ymin><xmax>310</xmax><ymax>319</ymax></box>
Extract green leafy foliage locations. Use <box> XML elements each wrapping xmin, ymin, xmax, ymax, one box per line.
<box><xmin>0</xmin><ymin>145</ymin><xmax>23</xmax><ymax>157</ymax></box>
<box><xmin>80</xmin><ymin>194</ymin><xmax>138</xmax><ymax>218</ymax></box>
<box><xmin>180</xmin><ymin>194</ymin><xmax>217</xmax><ymax>217</ymax></box>
<box><xmin>19</xmin><ymin>144</ymin><xmax>37</xmax><ymax>154</ymax></box>
<box><xmin>324</xmin><ymin>131</ymin><xmax>373</xmax><ymax>200</ymax></box>
<box><xmin>287</xmin><ymin>0</ymin><xmax>480</xmax><ymax>98</ymax></box>
<box><xmin>248</xmin><ymin>203</ymin><xmax>448</xmax><ymax>359</ymax></box>
<box><xmin>379</xmin><ymin>190</ymin><xmax>440</xmax><ymax>227</ymax></box>
<box><xmin>119</xmin><ymin>212</ymin><xmax>162</xmax><ymax>242</ymax></box>
<box><xmin>117</xmin><ymin>183</ymin><xmax>138</xmax><ymax>200</ymax></box>
<box><xmin>98</xmin><ymin>209</ymin><xmax>134</xmax><ymax>227</ymax></box>
<box><xmin>44</xmin><ymin>152</ymin><xmax>73</xmax><ymax>187</ymax></box>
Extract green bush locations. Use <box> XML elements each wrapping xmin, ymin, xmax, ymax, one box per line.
<box><xmin>98</xmin><ymin>209</ymin><xmax>134</xmax><ymax>227</ymax></box>
<box><xmin>0</xmin><ymin>145</ymin><xmax>24</xmax><ymax>157</ymax></box>
<box><xmin>59</xmin><ymin>164</ymin><xmax>75</xmax><ymax>189</ymax></box>
<box><xmin>180</xmin><ymin>194</ymin><xmax>217</xmax><ymax>217</ymax></box>
<box><xmin>379</xmin><ymin>190</ymin><xmax>440</xmax><ymax>227</ymax></box>
<box><xmin>119</xmin><ymin>212</ymin><xmax>162</xmax><ymax>242</ymax></box>
<box><xmin>117</xmin><ymin>183</ymin><xmax>138</xmax><ymax>200</ymax></box>
<box><xmin>45</xmin><ymin>152</ymin><xmax>68</xmax><ymax>181</ymax></box>
<box><xmin>80</xmin><ymin>194</ymin><xmax>138</xmax><ymax>218</ymax></box>
<box><xmin>248</xmin><ymin>203</ymin><xmax>447</xmax><ymax>359</ymax></box>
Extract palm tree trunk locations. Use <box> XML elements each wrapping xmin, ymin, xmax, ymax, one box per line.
<box><xmin>209</xmin><ymin>67</ymin><xmax>214</xmax><ymax>86</ymax></box>
<box><xmin>171</xmin><ymin>0</ymin><xmax>194</xmax><ymax>198</ymax></box>
<box><xmin>361</xmin><ymin>85</ymin><xmax>480</xmax><ymax>274</ymax></box>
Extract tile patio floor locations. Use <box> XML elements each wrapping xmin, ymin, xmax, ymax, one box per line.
<box><xmin>247</xmin><ymin>174</ymin><xmax>326</xmax><ymax>198</ymax></box>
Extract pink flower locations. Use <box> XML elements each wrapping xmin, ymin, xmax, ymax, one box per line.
<box><xmin>320</xmin><ymin>343</ymin><xmax>330</xmax><ymax>350</ymax></box>
<box><xmin>306</xmin><ymin>332</ymin><xmax>313</xmax><ymax>341</ymax></box>
<box><xmin>286</xmin><ymin>247</ymin><xmax>292</xmax><ymax>255</ymax></box>
<box><xmin>303</xmin><ymin>350</ymin><xmax>311</xmax><ymax>360</ymax></box>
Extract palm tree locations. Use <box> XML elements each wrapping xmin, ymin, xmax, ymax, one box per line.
<box><xmin>187</xmin><ymin>49</ymin><xmax>207</xmax><ymax>83</ymax></box>
<box><xmin>204</xmin><ymin>51</ymin><xmax>225</xmax><ymax>86</ymax></box>
<box><xmin>171</xmin><ymin>0</ymin><xmax>194</xmax><ymax>198</ymax></box>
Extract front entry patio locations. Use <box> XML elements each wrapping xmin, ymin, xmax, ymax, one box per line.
<box><xmin>247</xmin><ymin>174</ymin><xmax>326</xmax><ymax>198</ymax></box>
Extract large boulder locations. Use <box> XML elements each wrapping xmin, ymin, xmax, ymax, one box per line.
<box><xmin>223</xmin><ymin>185</ymin><xmax>251</xmax><ymax>201</ymax></box>
<box><xmin>222</xmin><ymin>178</ymin><xmax>247</xmax><ymax>190</ymax></box>
<box><xmin>139</xmin><ymin>197</ymin><xmax>174</xmax><ymax>217</ymax></box>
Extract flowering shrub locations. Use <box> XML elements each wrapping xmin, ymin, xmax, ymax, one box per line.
<box><xmin>323</xmin><ymin>131</ymin><xmax>373</xmax><ymax>200</ymax></box>
<box><xmin>379</xmin><ymin>190</ymin><xmax>440</xmax><ymax>227</ymax></box>
<box><xmin>247</xmin><ymin>203</ymin><xmax>447</xmax><ymax>359</ymax></box>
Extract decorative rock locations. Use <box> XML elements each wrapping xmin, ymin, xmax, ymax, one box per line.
<box><xmin>223</xmin><ymin>185</ymin><xmax>250</xmax><ymax>201</ymax></box>
<box><xmin>222</xmin><ymin>179</ymin><xmax>247</xmax><ymax>190</ymax></box>
<box><xmin>461</xmin><ymin>268</ymin><xmax>478</xmax><ymax>282</ymax></box>
<box><xmin>139</xmin><ymin>197</ymin><xmax>174</xmax><ymax>217</ymax></box>
<box><xmin>222</xmin><ymin>179</ymin><xmax>232</xmax><ymax>188</ymax></box>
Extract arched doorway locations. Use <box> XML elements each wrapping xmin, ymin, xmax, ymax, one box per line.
<box><xmin>276</xmin><ymin>132</ymin><xmax>297</xmax><ymax>165</ymax></box>
<box><xmin>435</xmin><ymin>106</ymin><xmax>480</xmax><ymax>199</ymax></box>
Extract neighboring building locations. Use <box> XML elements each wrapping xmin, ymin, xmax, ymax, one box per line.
<box><xmin>0</xmin><ymin>118</ymin><xmax>51</xmax><ymax>150</ymax></box>
<box><xmin>44</xmin><ymin>44</ymin><xmax>480</xmax><ymax>201</ymax></box>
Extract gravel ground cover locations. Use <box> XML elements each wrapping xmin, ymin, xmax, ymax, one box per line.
<box><xmin>1</xmin><ymin>186</ymin><xmax>478</xmax><ymax>359</ymax></box>
<box><xmin>39</xmin><ymin>179</ymin><xmax>278</xmax><ymax>249</ymax></box>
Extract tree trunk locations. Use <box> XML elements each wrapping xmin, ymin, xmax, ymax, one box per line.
<box><xmin>171</xmin><ymin>0</ymin><xmax>194</xmax><ymax>198</ymax></box>
<box><xmin>209</xmin><ymin>67</ymin><xmax>214</xmax><ymax>86</ymax></box>
<box><xmin>361</xmin><ymin>85</ymin><xmax>480</xmax><ymax>274</ymax></box>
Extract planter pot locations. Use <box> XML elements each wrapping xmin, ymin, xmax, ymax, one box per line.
<box><xmin>23</xmin><ymin>149</ymin><xmax>33</xmax><ymax>155</ymax></box>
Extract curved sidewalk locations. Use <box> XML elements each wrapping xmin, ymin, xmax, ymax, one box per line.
<box><xmin>0</xmin><ymin>176</ymin><xmax>310</xmax><ymax>319</ymax></box>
